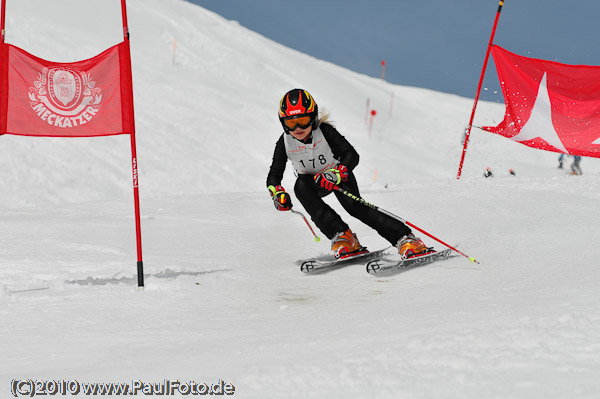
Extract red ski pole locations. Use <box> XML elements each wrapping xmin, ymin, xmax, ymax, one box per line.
<box><xmin>333</xmin><ymin>186</ymin><xmax>478</xmax><ymax>264</ymax></box>
<box><xmin>291</xmin><ymin>209</ymin><xmax>321</xmax><ymax>242</ymax></box>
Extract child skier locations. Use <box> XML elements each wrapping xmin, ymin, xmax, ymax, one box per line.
<box><xmin>266</xmin><ymin>88</ymin><xmax>429</xmax><ymax>259</ymax></box>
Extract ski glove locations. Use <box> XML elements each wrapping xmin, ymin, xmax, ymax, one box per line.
<box><xmin>268</xmin><ymin>185</ymin><xmax>292</xmax><ymax>211</ymax></box>
<box><xmin>314</xmin><ymin>164</ymin><xmax>349</xmax><ymax>191</ymax></box>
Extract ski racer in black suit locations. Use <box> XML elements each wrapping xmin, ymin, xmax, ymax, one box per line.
<box><xmin>266</xmin><ymin>88</ymin><xmax>429</xmax><ymax>259</ymax></box>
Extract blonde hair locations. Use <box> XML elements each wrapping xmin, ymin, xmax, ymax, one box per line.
<box><xmin>318</xmin><ymin>108</ymin><xmax>334</xmax><ymax>127</ymax></box>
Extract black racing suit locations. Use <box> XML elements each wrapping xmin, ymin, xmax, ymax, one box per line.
<box><xmin>266</xmin><ymin>123</ymin><xmax>411</xmax><ymax>244</ymax></box>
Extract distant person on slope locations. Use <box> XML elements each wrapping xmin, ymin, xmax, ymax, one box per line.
<box><xmin>558</xmin><ymin>153</ymin><xmax>583</xmax><ymax>175</ymax></box>
<box><xmin>571</xmin><ymin>155</ymin><xmax>583</xmax><ymax>175</ymax></box>
<box><xmin>266</xmin><ymin>88</ymin><xmax>429</xmax><ymax>259</ymax></box>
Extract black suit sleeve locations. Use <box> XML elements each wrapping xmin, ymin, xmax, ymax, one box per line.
<box><xmin>266</xmin><ymin>134</ymin><xmax>287</xmax><ymax>188</ymax></box>
<box><xmin>320</xmin><ymin>123</ymin><xmax>360</xmax><ymax>171</ymax></box>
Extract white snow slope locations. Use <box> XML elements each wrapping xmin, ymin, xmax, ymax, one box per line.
<box><xmin>1</xmin><ymin>1</ymin><xmax>600</xmax><ymax>398</ymax></box>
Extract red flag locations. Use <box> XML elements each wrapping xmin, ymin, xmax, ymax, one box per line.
<box><xmin>0</xmin><ymin>42</ymin><xmax>134</xmax><ymax>137</ymax></box>
<box><xmin>482</xmin><ymin>45</ymin><xmax>600</xmax><ymax>158</ymax></box>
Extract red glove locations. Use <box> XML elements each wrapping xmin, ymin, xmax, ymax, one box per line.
<box><xmin>268</xmin><ymin>185</ymin><xmax>292</xmax><ymax>211</ymax></box>
<box><xmin>314</xmin><ymin>164</ymin><xmax>348</xmax><ymax>191</ymax></box>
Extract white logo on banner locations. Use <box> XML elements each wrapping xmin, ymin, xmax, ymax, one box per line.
<box><xmin>28</xmin><ymin>67</ymin><xmax>102</xmax><ymax>128</ymax></box>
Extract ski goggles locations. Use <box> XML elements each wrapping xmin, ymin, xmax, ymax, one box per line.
<box><xmin>283</xmin><ymin>115</ymin><xmax>313</xmax><ymax>131</ymax></box>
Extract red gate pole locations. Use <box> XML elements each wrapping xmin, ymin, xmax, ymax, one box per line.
<box><xmin>1</xmin><ymin>0</ymin><xmax>5</xmax><ymax>138</ymax></box>
<box><xmin>1</xmin><ymin>0</ymin><xmax>6</xmax><ymax>43</ymax></box>
<box><xmin>456</xmin><ymin>0</ymin><xmax>505</xmax><ymax>179</ymax></box>
<box><xmin>121</xmin><ymin>0</ymin><xmax>144</xmax><ymax>288</ymax></box>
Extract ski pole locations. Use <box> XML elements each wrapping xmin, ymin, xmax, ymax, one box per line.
<box><xmin>332</xmin><ymin>186</ymin><xmax>478</xmax><ymax>264</ymax></box>
<box><xmin>291</xmin><ymin>208</ymin><xmax>321</xmax><ymax>242</ymax></box>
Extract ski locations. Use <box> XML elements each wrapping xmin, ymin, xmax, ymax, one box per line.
<box><xmin>366</xmin><ymin>248</ymin><xmax>455</xmax><ymax>275</ymax></box>
<box><xmin>300</xmin><ymin>247</ymin><xmax>391</xmax><ymax>274</ymax></box>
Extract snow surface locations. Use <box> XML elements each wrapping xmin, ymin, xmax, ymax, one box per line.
<box><xmin>1</xmin><ymin>0</ymin><xmax>600</xmax><ymax>398</ymax></box>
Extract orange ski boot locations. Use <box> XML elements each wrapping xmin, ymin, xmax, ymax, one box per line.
<box><xmin>396</xmin><ymin>233</ymin><xmax>430</xmax><ymax>259</ymax></box>
<box><xmin>331</xmin><ymin>229</ymin><xmax>364</xmax><ymax>259</ymax></box>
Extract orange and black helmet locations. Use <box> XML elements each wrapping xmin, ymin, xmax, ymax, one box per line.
<box><xmin>278</xmin><ymin>89</ymin><xmax>319</xmax><ymax>132</ymax></box>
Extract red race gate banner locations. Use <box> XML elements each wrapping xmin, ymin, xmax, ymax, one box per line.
<box><xmin>0</xmin><ymin>41</ymin><xmax>134</xmax><ymax>137</ymax></box>
<box><xmin>482</xmin><ymin>45</ymin><xmax>600</xmax><ymax>158</ymax></box>
<box><xmin>0</xmin><ymin>0</ymin><xmax>144</xmax><ymax>287</ymax></box>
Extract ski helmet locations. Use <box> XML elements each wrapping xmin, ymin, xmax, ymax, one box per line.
<box><xmin>278</xmin><ymin>89</ymin><xmax>319</xmax><ymax>132</ymax></box>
